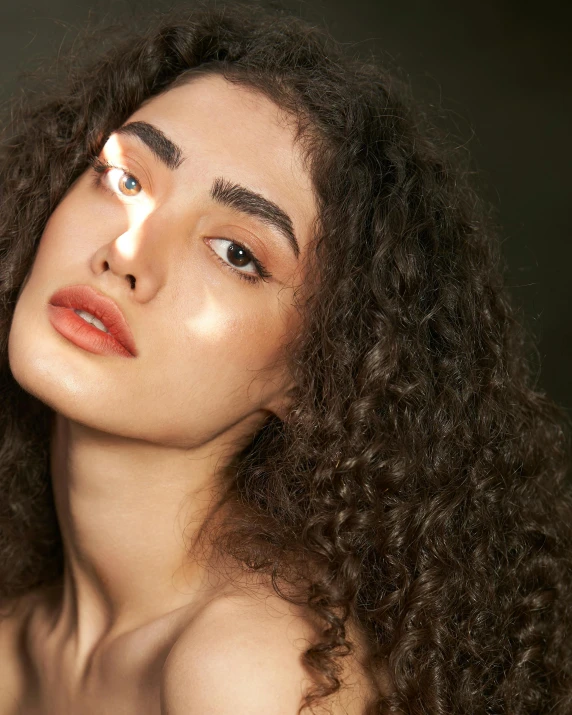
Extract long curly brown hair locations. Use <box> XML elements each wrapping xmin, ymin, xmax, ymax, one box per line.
<box><xmin>1</xmin><ymin>4</ymin><xmax>571</xmax><ymax>714</ymax></box>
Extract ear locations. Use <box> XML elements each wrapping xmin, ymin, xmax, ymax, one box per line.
<box><xmin>264</xmin><ymin>381</ymin><xmax>297</xmax><ymax>422</ymax></box>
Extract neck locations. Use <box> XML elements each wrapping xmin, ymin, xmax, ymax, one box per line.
<box><xmin>46</xmin><ymin>411</ymin><xmax>239</xmax><ymax>664</ymax></box>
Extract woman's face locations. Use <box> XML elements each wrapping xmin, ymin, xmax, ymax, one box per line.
<box><xmin>8</xmin><ymin>74</ymin><xmax>317</xmax><ymax>450</ymax></box>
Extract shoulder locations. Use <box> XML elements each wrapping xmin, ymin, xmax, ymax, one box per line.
<box><xmin>160</xmin><ymin>585</ymin><xmax>375</xmax><ymax>715</ymax></box>
<box><xmin>160</xmin><ymin>588</ymin><xmax>314</xmax><ymax>715</ymax></box>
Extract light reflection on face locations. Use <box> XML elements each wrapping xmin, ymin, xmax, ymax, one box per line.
<box><xmin>8</xmin><ymin>74</ymin><xmax>317</xmax><ymax>452</ymax></box>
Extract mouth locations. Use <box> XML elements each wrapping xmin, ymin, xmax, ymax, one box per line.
<box><xmin>47</xmin><ymin>284</ymin><xmax>138</xmax><ymax>358</ymax></box>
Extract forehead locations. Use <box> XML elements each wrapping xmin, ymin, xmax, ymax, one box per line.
<box><xmin>124</xmin><ymin>74</ymin><xmax>317</xmax><ymax>255</ymax></box>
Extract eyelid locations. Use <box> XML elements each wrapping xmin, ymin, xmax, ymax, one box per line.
<box><xmin>89</xmin><ymin>154</ymin><xmax>149</xmax><ymax>194</ymax></box>
<box><xmin>205</xmin><ymin>237</ymin><xmax>272</xmax><ymax>283</ymax></box>
<box><xmin>105</xmin><ymin>132</ymin><xmax>160</xmax><ymax>183</ymax></box>
<box><xmin>91</xmin><ymin>161</ymin><xmax>147</xmax><ymax>204</ymax></box>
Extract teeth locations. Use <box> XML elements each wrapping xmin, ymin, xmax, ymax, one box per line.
<box><xmin>74</xmin><ymin>309</ymin><xmax>109</xmax><ymax>333</ymax></box>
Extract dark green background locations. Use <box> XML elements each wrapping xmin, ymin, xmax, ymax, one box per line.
<box><xmin>1</xmin><ymin>0</ymin><xmax>570</xmax><ymax>412</ymax></box>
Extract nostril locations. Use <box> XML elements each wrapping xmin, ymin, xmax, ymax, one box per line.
<box><xmin>127</xmin><ymin>275</ymin><xmax>136</xmax><ymax>289</ymax></box>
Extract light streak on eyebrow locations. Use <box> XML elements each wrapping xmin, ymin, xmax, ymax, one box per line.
<box><xmin>113</xmin><ymin>121</ymin><xmax>185</xmax><ymax>170</ymax></box>
<box><xmin>210</xmin><ymin>177</ymin><xmax>300</xmax><ymax>260</ymax></box>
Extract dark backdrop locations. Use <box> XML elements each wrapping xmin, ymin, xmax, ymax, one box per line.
<box><xmin>1</xmin><ymin>0</ymin><xmax>570</xmax><ymax>413</ymax></box>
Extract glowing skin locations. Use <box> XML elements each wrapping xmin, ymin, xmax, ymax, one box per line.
<box><xmin>5</xmin><ymin>75</ymin><xmax>322</xmax><ymax>707</ymax></box>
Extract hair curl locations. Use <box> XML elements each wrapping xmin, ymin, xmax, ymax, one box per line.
<box><xmin>1</xmin><ymin>4</ymin><xmax>571</xmax><ymax>714</ymax></box>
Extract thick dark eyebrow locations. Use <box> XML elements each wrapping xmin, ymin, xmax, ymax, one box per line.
<box><xmin>210</xmin><ymin>177</ymin><xmax>300</xmax><ymax>260</ymax></box>
<box><xmin>113</xmin><ymin>121</ymin><xmax>185</xmax><ymax>170</ymax></box>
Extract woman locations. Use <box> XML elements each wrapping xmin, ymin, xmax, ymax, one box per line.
<box><xmin>0</xmin><ymin>4</ymin><xmax>571</xmax><ymax>714</ymax></box>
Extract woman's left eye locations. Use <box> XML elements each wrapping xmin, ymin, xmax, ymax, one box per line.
<box><xmin>207</xmin><ymin>238</ymin><xmax>271</xmax><ymax>284</ymax></box>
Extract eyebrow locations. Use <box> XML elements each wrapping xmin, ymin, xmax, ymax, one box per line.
<box><xmin>114</xmin><ymin>121</ymin><xmax>184</xmax><ymax>170</ymax></box>
<box><xmin>111</xmin><ymin>120</ymin><xmax>300</xmax><ymax>259</ymax></box>
<box><xmin>210</xmin><ymin>178</ymin><xmax>300</xmax><ymax>260</ymax></box>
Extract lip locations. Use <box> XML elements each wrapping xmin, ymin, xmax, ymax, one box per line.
<box><xmin>47</xmin><ymin>284</ymin><xmax>138</xmax><ymax>358</ymax></box>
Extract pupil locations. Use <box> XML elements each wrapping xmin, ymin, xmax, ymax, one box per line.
<box><xmin>122</xmin><ymin>176</ymin><xmax>138</xmax><ymax>193</ymax></box>
<box><xmin>228</xmin><ymin>244</ymin><xmax>250</xmax><ymax>267</ymax></box>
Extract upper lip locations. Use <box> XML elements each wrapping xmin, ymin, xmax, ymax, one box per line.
<box><xmin>48</xmin><ymin>284</ymin><xmax>138</xmax><ymax>356</ymax></box>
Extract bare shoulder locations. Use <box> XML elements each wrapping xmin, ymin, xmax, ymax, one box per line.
<box><xmin>160</xmin><ymin>582</ymin><xmax>377</xmax><ymax>715</ymax></box>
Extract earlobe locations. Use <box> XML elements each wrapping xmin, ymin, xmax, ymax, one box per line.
<box><xmin>266</xmin><ymin>384</ymin><xmax>296</xmax><ymax>422</ymax></box>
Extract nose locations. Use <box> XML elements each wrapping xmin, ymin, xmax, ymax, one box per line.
<box><xmin>90</xmin><ymin>213</ymin><xmax>168</xmax><ymax>302</ymax></box>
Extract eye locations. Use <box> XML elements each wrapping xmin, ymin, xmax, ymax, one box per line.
<box><xmin>106</xmin><ymin>167</ymin><xmax>142</xmax><ymax>197</ymax></box>
<box><xmin>89</xmin><ymin>156</ymin><xmax>143</xmax><ymax>198</ymax></box>
<box><xmin>207</xmin><ymin>238</ymin><xmax>271</xmax><ymax>284</ymax></box>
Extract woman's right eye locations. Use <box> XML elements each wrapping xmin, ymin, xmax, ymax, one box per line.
<box><xmin>106</xmin><ymin>168</ymin><xmax>142</xmax><ymax>197</ymax></box>
<box><xmin>89</xmin><ymin>156</ymin><xmax>143</xmax><ymax>198</ymax></box>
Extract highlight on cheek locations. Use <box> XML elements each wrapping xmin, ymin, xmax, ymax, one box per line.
<box><xmin>182</xmin><ymin>288</ymin><xmax>241</xmax><ymax>342</ymax></box>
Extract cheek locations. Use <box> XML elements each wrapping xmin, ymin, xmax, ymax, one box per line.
<box><xmin>152</xmin><ymin>297</ymin><xmax>292</xmax><ymax>426</ymax></box>
<box><xmin>181</xmin><ymin>288</ymin><xmax>293</xmax><ymax>374</ymax></box>
<box><xmin>170</xmin><ymin>249</ymin><xmax>296</xmax><ymax>378</ymax></box>
<box><xmin>31</xmin><ymin>176</ymin><xmax>123</xmax><ymax>276</ymax></box>
<box><xmin>28</xmin><ymin>201</ymin><xmax>94</xmax><ymax>280</ymax></box>
<box><xmin>140</xmin><ymin>297</ymin><xmax>291</xmax><ymax>435</ymax></box>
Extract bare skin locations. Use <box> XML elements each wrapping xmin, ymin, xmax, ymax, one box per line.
<box><xmin>2</xmin><ymin>75</ymin><xmax>379</xmax><ymax>713</ymax></box>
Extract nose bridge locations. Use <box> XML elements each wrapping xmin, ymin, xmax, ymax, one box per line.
<box><xmin>94</xmin><ymin>202</ymin><xmax>176</xmax><ymax>296</ymax></box>
<box><xmin>116</xmin><ymin>207</ymin><xmax>164</xmax><ymax>263</ymax></box>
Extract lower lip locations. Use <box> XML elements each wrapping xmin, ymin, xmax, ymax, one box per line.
<box><xmin>47</xmin><ymin>305</ymin><xmax>134</xmax><ymax>358</ymax></box>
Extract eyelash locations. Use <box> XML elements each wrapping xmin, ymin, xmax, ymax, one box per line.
<box><xmin>87</xmin><ymin>155</ymin><xmax>271</xmax><ymax>285</ymax></box>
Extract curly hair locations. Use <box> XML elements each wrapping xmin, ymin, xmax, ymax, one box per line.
<box><xmin>1</xmin><ymin>4</ymin><xmax>571</xmax><ymax>714</ymax></box>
